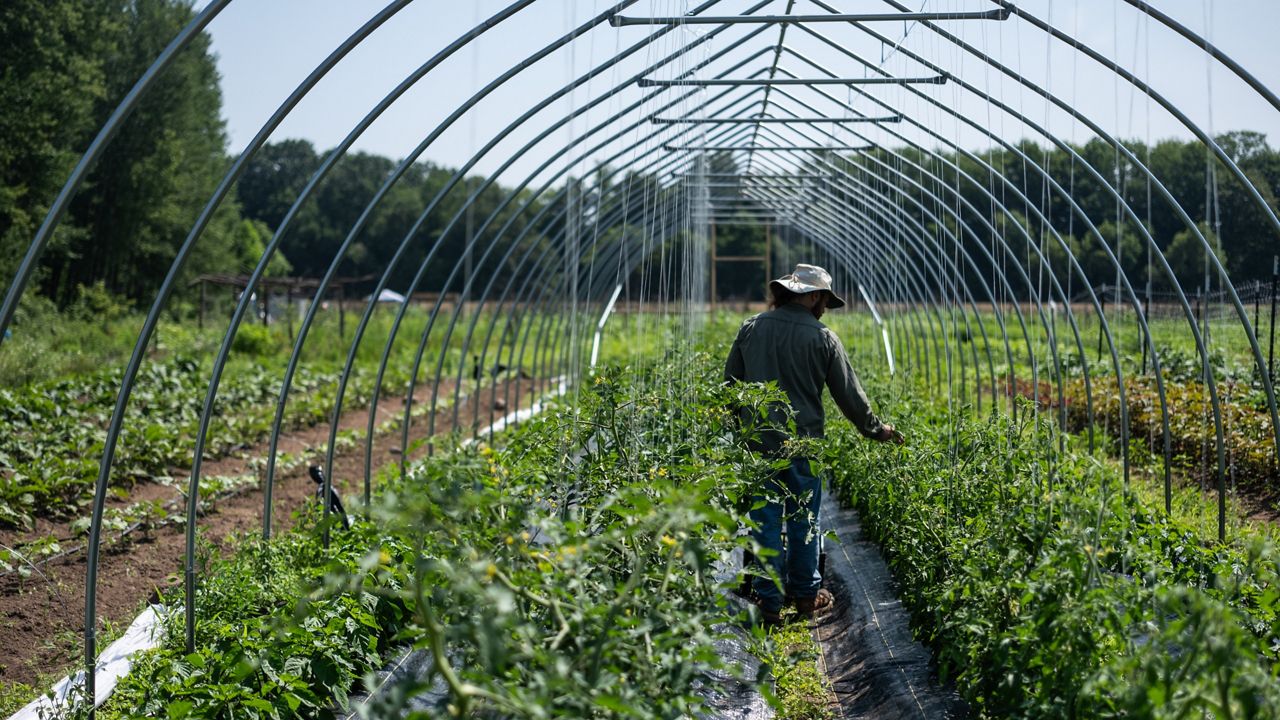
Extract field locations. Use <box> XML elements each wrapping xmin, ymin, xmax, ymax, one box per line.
<box><xmin>1</xmin><ymin>306</ymin><xmax>1279</xmax><ymax>718</ymax></box>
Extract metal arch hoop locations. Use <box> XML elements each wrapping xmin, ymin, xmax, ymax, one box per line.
<box><xmin>5</xmin><ymin>0</ymin><xmax>1280</xmax><ymax>704</ymax></box>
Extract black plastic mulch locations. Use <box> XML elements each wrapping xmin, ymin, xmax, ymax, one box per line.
<box><xmin>814</xmin><ymin>491</ymin><xmax>965</xmax><ymax>719</ymax></box>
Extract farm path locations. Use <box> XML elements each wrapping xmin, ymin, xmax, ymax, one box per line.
<box><xmin>0</xmin><ymin>376</ymin><xmax>535</xmax><ymax>688</ymax></box>
<box><xmin>814</xmin><ymin>492</ymin><xmax>964</xmax><ymax>719</ymax></box>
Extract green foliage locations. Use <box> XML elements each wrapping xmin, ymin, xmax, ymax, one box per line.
<box><xmin>0</xmin><ymin>0</ymin><xmax>116</xmax><ymax>285</ymax></box>
<box><xmin>751</xmin><ymin>620</ymin><xmax>834</xmax><ymax>720</ymax></box>
<box><xmin>89</xmin><ymin>352</ymin><xmax>795</xmax><ymax>718</ymax></box>
<box><xmin>827</xmin><ymin>391</ymin><xmax>1280</xmax><ymax>719</ymax></box>
<box><xmin>0</xmin><ymin>0</ymin><xmax>249</xmax><ymax>306</ymax></box>
<box><xmin>1057</xmin><ymin>372</ymin><xmax>1277</xmax><ymax>491</ymax></box>
<box><xmin>231</xmin><ymin>324</ymin><xmax>280</xmax><ymax>357</ymax></box>
<box><xmin>0</xmin><ymin>354</ymin><xmax>350</xmax><ymax>528</ymax></box>
<box><xmin>1166</xmin><ymin>222</ymin><xmax>1224</xmax><ymax>291</ymax></box>
<box><xmin>357</xmin><ymin>358</ymin><xmax>768</xmax><ymax>717</ymax></box>
<box><xmin>100</xmin><ymin>509</ymin><xmax>413</xmax><ymax>720</ymax></box>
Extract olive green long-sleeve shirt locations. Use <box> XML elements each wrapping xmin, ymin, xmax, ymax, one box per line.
<box><xmin>723</xmin><ymin>303</ymin><xmax>885</xmax><ymax>454</ymax></box>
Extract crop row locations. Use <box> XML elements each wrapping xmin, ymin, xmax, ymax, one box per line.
<box><xmin>826</xmin><ymin>386</ymin><xmax>1280</xmax><ymax>718</ymax></box>
<box><xmin>0</xmin><ymin>356</ymin><xmax>364</xmax><ymax>528</ymax></box>
<box><xmin>1058</xmin><ymin>374</ymin><xmax>1277</xmax><ymax>491</ymax></box>
<box><xmin>74</xmin><ymin>353</ymin><xmax>817</xmax><ymax>718</ymax></box>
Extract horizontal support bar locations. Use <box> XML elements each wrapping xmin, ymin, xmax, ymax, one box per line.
<box><xmin>713</xmin><ymin>256</ymin><xmax>769</xmax><ymax>261</ymax></box>
<box><xmin>665</xmin><ymin>144</ymin><xmax>873</xmax><ymax>151</ymax></box>
<box><xmin>673</xmin><ymin>173</ymin><xmax>828</xmax><ymax>178</ymax></box>
<box><xmin>696</xmin><ymin>207</ymin><xmax>796</xmax><ymax>212</ymax></box>
<box><xmin>703</xmin><ymin>199</ymin><xmax>807</xmax><ymax>205</ymax></box>
<box><xmin>685</xmin><ymin>181</ymin><xmax>818</xmax><ymax>187</ymax></box>
<box><xmin>610</xmin><ymin>10</ymin><xmax>1009</xmax><ymax>26</ymax></box>
<box><xmin>653</xmin><ymin>114</ymin><xmax>902</xmax><ymax>124</ymax></box>
<box><xmin>639</xmin><ymin>76</ymin><xmax>946</xmax><ymax>87</ymax></box>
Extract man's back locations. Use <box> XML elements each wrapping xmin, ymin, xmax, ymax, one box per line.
<box><xmin>725</xmin><ymin>303</ymin><xmax>837</xmax><ymax>448</ymax></box>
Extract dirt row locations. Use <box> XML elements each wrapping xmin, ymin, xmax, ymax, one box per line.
<box><xmin>0</xmin><ymin>378</ymin><xmax>537</xmax><ymax>688</ymax></box>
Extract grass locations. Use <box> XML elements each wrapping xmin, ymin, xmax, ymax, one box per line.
<box><xmin>0</xmin><ymin>293</ymin><xmax>547</xmax><ymax>392</ymax></box>
<box><xmin>755</xmin><ymin>614</ymin><xmax>836</xmax><ymax>719</ymax></box>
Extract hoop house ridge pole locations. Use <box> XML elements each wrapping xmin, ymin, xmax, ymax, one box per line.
<box><xmin>664</xmin><ymin>144</ymin><xmax>875</xmax><ymax>151</ymax></box>
<box><xmin>609</xmin><ymin>9</ymin><xmax>1009</xmax><ymax>25</ymax></box>
<box><xmin>0</xmin><ymin>0</ymin><xmax>233</xmax><ymax>346</ymax></box>
<box><xmin>638</xmin><ymin>75</ymin><xmax>947</xmax><ymax>87</ymax></box>
<box><xmin>653</xmin><ymin>114</ymin><xmax>904</xmax><ymax>124</ymax></box>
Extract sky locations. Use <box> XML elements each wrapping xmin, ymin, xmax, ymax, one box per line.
<box><xmin>197</xmin><ymin>0</ymin><xmax>1280</xmax><ymax>185</ymax></box>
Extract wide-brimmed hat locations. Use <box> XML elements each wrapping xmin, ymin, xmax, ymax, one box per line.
<box><xmin>769</xmin><ymin>263</ymin><xmax>846</xmax><ymax>308</ymax></box>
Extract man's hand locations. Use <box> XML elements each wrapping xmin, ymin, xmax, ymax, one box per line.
<box><xmin>877</xmin><ymin>424</ymin><xmax>905</xmax><ymax>445</ymax></box>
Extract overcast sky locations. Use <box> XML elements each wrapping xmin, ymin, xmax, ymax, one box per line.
<box><xmin>198</xmin><ymin>0</ymin><xmax>1280</xmax><ymax>184</ymax></box>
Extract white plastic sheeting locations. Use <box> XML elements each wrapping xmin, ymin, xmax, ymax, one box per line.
<box><xmin>9</xmin><ymin>604</ymin><xmax>167</xmax><ymax>720</ymax></box>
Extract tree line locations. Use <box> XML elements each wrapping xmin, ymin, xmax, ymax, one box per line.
<box><xmin>0</xmin><ymin>0</ymin><xmax>547</xmax><ymax>313</ymax></box>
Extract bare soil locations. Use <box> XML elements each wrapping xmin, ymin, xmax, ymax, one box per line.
<box><xmin>0</xmin><ymin>377</ymin><xmax>538</xmax><ymax>688</ymax></box>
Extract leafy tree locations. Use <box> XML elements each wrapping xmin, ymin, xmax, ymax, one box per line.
<box><xmin>0</xmin><ymin>0</ymin><xmax>118</xmax><ymax>290</ymax></box>
<box><xmin>2</xmin><ymin>0</ymin><xmax>242</xmax><ymax>307</ymax></box>
<box><xmin>235</xmin><ymin>138</ymin><xmax>320</xmax><ymax>231</ymax></box>
<box><xmin>1165</xmin><ymin>222</ymin><xmax>1224</xmax><ymax>293</ymax></box>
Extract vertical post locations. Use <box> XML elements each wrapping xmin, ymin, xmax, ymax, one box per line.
<box><xmin>764</xmin><ymin>222</ymin><xmax>773</xmax><ymax>302</ymax></box>
<box><xmin>198</xmin><ymin>279</ymin><xmax>206</xmax><ymax>331</ymax></box>
<box><xmin>1096</xmin><ymin>295</ymin><xmax>1106</xmax><ymax>362</ymax></box>
<box><xmin>1197</xmin><ymin>285</ymin><xmax>1208</xmax><ymax>489</ymax></box>
<box><xmin>1269</xmin><ymin>255</ymin><xmax>1277</xmax><ymax>379</ymax></box>
<box><xmin>261</xmin><ymin>283</ymin><xmax>268</xmax><ymax>327</ymax></box>
<box><xmin>338</xmin><ymin>284</ymin><xmax>347</xmax><ymax>341</ymax></box>
<box><xmin>1141</xmin><ymin>280</ymin><xmax>1150</xmax><ymax>375</ymax></box>
<box><xmin>710</xmin><ymin>220</ymin><xmax>717</xmax><ymax>313</ymax></box>
<box><xmin>286</xmin><ymin>284</ymin><xmax>294</xmax><ymax>342</ymax></box>
<box><xmin>1254</xmin><ymin>281</ymin><xmax>1261</xmax><ymax>342</ymax></box>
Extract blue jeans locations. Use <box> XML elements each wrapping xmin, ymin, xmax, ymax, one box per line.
<box><xmin>749</xmin><ymin>458</ymin><xmax>822</xmax><ymax>612</ymax></box>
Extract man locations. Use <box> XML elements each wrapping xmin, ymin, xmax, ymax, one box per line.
<box><xmin>724</xmin><ymin>263</ymin><xmax>902</xmax><ymax>624</ymax></box>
